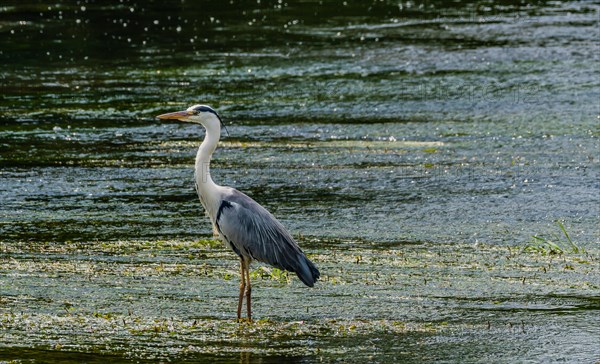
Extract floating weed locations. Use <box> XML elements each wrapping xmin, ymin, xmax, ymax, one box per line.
<box><xmin>223</xmin><ymin>272</ymin><xmax>234</xmax><ymax>281</ymax></box>
<box><xmin>93</xmin><ymin>312</ymin><xmax>115</xmax><ymax>320</ymax></box>
<box><xmin>1</xmin><ymin>239</ymin><xmax>598</xmax><ymax>361</ymax></box>
<box><xmin>523</xmin><ymin>220</ymin><xmax>585</xmax><ymax>256</ymax></box>
<box><xmin>0</xmin><ymin>239</ymin><xmax>223</xmax><ymax>256</ymax></box>
<box><xmin>191</xmin><ymin>239</ymin><xmax>223</xmax><ymax>249</ymax></box>
<box><xmin>250</xmin><ymin>266</ymin><xmax>290</xmax><ymax>284</ymax></box>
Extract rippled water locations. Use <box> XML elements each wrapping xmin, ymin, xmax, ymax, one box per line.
<box><xmin>1</xmin><ymin>1</ymin><xmax>599</xmax><ymax>362</ymax></box>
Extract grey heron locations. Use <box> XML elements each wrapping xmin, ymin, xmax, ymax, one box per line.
<box><xmin>157</xmin><ymin>105</ymin><xmax>320</xmax><ymax>321</ymax></box>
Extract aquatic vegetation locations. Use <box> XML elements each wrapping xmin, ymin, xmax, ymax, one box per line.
<box><xmin>524</xmin><ymin>221</ymin><xmax>585</xmax><ymax>256</ymax></box>
<box><xmin>1</xmin><ymin>238</ymin><xmax>598</xmax><ymax>361</ymax></box>
<box><xmin>250</xmin><ymin>266</ymin><xmax>291</xmax><ymax>284</ymax></box>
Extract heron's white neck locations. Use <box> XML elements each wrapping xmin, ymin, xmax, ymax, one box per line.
<box><xmin>195</xmin><ymin>118</ymin><xmax>222</xmax><ymax>214</ymax></box>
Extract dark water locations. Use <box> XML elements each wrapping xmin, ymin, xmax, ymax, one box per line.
<box><xmin>1</xmin><ymin>1</ymin><xmax>599</xmax><ymax>362</ymax></box>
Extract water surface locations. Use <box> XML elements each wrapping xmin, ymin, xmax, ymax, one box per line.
<box><xmin>1</xmin><ymin>1</ymin><xmax>599</xmax><ymax>362</ymax></box>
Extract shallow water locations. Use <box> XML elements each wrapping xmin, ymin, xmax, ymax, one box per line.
<box><xmin>1</xmin><ymin>0</ymin><xmax>599</xmax><ymax>362</ymax></box>
<box><xmin>1</xmin><ymin>239</ymin><xmax>599</xmax><ymax>362</ymax></box>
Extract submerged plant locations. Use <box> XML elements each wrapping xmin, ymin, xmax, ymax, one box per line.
<box><xmin>523</xmin><ymin>220</ymin><xmax>584</xmax><ymax>255</ymax></box>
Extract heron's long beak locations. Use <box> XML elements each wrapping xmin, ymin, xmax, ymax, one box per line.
<box><xmin>156</xmin><ymin>110</ymin><xmax>192</xmax><ymax>120</ymax></box>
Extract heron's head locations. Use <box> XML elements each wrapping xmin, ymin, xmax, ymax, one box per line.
<box><xmin>157</xmin><ymin>104</ymin><xmax>223</xmax><ymax>130</ymax></box>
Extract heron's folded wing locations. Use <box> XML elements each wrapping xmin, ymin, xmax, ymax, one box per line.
<box><xmin>215</xmin><ymin>199</ymin><xmax>303</xmax><ymax>272</ymax></box>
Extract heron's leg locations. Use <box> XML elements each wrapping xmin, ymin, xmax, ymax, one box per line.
<box><xmin>244</xmin><ymin>260</ymin><xmax>252</xmax><ymax>321</ymax></box>
<box><xmin>237</xmin><ymin>257</ymin><xmax>246</xmax><ymax>320</ymax></box>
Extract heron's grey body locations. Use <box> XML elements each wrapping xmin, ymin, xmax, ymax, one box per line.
<box><xmin>212</xmin><ymin>188</ymin><xmax>320</xmax><ymax>287</ymax></box>
<box><xmin>158</xmin><ymin>104</ymin><xmax>319</xmax><ymax>320</ymax></box>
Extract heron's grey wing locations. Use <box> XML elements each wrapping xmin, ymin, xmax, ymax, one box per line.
<box><xmin>215</xmin><ymin>190</ymin><xmax>320</xmax><ymax>287</ymax></box>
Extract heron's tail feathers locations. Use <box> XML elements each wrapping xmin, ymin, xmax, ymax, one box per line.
<box><xmin>295</xmin><ymin>255</ymin><xmax>320</xmax><ymax>287</ymax></box>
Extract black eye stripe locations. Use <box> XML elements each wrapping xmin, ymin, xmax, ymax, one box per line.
<box><xmin>193</xmin><ymin>105</ymin><xmax>216</xmax><ymax>114</ymax></box>
<box><xmin>191</xmin><ymin>105</ymin><xmax>226</xmax><ymax>130</ymax></box>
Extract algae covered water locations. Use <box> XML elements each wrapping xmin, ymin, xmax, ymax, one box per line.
<box><xmin>1</xmin><ymin>1</ymin><xmax>599</xmax><ymax>362</ymax></box>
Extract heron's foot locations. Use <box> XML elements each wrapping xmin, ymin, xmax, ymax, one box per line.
<box><xmin>236</xmin><ymin>317</ymin><xmax>253</xmax><ymax>323</ymax></box>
